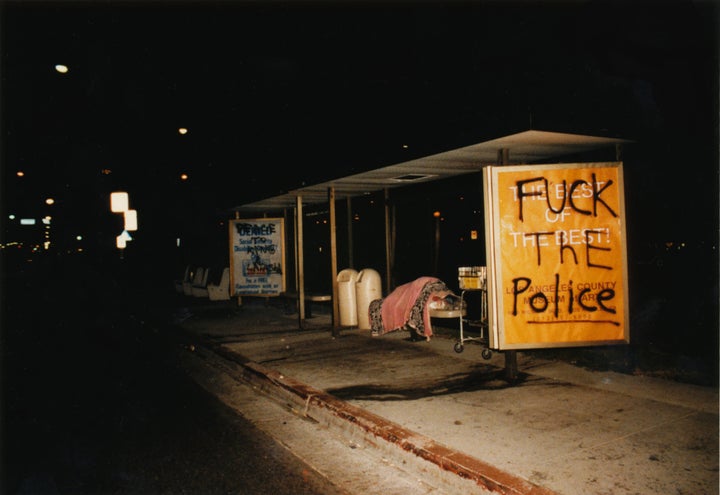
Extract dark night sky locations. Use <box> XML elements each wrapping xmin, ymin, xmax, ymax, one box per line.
<box><xmin>1</xmin><ymin>0</ymin><xmax>718</xmax><ymax>257</ymax></box>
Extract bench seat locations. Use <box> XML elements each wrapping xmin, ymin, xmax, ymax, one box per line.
<box><xmin>280</xmin><ymin>291</ymin><xmax>332</xmax><ymax>302</ymax></box>
<box><xmin>280</xmin><ymin>291</ymin><xmax>332</xmax><ymax>317</ymax></box>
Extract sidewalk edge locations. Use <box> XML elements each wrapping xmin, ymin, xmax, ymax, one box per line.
<box><xmin>210</xmin><ymin>344</ymin><xmax>557</xmax><ymax>495</ymax></box>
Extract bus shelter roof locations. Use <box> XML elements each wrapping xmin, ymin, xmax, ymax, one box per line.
<box><xmin>231</xmin><ymin>129</ymin><xmax>632</xmax><ymax>213</ymax></box>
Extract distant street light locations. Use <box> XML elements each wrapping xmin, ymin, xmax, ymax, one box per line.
<box><xmin>54</xmin><ymin>64</ymin><xmax>69</xmax><ymax>74</ymax></box>
<box><xmin>45</xmin><ymin>198</ymin><xmax>55</xmax><ymax>205</ymax></box>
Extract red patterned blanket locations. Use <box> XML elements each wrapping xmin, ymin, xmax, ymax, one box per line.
<box><xmin>369</xmin><ymin>276</ymin><xmax>453</xmax><ymax>340</ymax></box>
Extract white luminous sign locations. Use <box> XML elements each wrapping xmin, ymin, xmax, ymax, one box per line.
<box><xmin>124</xmin><ymin>210</ymin><xmax>137</xmax><ymax>231</ymax></box>
<box><xmin>110</xmin><ymin>192</ymin><xmax>138</xmax><ymax>251</ymax></box>
<box><xmin>110</xmin><ymin>192</ymin><xmax>129</xmax><ymax>212</ymax></box>
<box><xmin>116</xmin><ymin>231</ymin><xmax>133</xmax><ymax>249</ymax></box>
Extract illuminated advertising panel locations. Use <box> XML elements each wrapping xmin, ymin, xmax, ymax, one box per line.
<box><xmin>229</xmin><ymin>218</ymin><xmax>286</xmax><ymax>297</ymax></box>
<box><xmin>483</xmin><ymin>162</ymin><xmax>629</xmax><ymax>349</ymax></box>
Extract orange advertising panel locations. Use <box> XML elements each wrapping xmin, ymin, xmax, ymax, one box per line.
<box><xmin>483</xmin><ymin>163</ymin><xmax>629</xmax><ymax>350</ymax></box>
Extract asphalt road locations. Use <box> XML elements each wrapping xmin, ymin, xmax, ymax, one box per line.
<box><xmin>1</xmin><ymin>256</ymin><xmax>347</xmax><ymax>495</ymax></box>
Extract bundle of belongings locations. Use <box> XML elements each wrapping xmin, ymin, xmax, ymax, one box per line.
<box><xmin>369</xmin><ymin>276</ymin><xmax>464</xmax><ymax>341</ymax></box>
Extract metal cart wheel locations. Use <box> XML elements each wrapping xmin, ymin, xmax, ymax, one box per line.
<box><xmin>481</xmin><ymin>348</ymin><xmax>492</xmax><ymax>360</ymax></box>
<box><xmin>454</xmin><ymin>342</ymin><xmax>464</xmax><ymax>353</ymax></box>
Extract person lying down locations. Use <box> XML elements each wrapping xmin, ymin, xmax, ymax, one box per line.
<box><xmin>368</xmin><ymin>276</ymin><xmax>462</xmax><ymax>341</ymax></box>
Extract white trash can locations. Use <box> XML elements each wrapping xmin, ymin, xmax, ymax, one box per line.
<box><xmin>355</xmin><ymin>268</ymin><xmax>382</xmax><ymax>330</ymax></box>
<box><xmin>337</xmin><ymin>268</ymin><xmax>359</xmax><ymax>326</ymax></box>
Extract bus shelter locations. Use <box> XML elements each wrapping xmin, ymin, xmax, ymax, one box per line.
<box><xmin>229</xmin><ymin>128</ymin><xmax>631</xmax><ymax>378</ymax></box>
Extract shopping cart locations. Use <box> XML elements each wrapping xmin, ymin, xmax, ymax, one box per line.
<box><xmin>455</xmin><ymin>267</ymin><xmax>492</xmax><ymax>358</ymax></box>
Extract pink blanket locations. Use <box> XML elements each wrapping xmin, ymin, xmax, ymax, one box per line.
<box><xmin>369</xmin><ymin>276</ymin><xmax>453</xmax><ymax>339</ymax></box>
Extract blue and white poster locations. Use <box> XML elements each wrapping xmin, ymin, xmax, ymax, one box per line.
<box><xmin>230</xmin><ymin>218</ymin><xmax>285</xmax><ymax>296</ymax></box>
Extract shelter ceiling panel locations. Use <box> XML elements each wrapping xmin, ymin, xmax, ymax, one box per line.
<box><xmin>233</xmin><ymin>130</ymin><xmax>631</xmax><ymax>214</ymax></box>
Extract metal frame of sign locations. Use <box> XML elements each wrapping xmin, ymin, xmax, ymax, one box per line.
<box><xmin>483</xmin><ymin>162</ymin><xmax>630</xmax><ymax>350</ymax></box>
<box><xmin>229</xmin><ymin>217</ymin><xmax>286</xmax><ymax>297</ymax></box>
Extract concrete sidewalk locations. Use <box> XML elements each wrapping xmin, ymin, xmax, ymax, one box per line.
<box><xmin>173</xmin><ymin>299</ymin><xmax>719</xmax><ymax>495</ymax></box>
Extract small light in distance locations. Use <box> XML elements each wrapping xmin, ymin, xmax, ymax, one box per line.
<box><xmin>178</xmin><ymin>128</ymin><xmax>188</xmax><ymax>135</ymax></box>
<box><xmin>180</xmin><ymin>173</ymin><xmax>188</xmax><ymax>180</ymax></box>
<box><xmin>17</xmin><ymin>171</ymin><xmax>24</xmax><ymax>177</ymax></box>
<box><xmin>55</xmin><ymin>64</ymin><xmax>69</xmax><ymax>74</ymax></box>
<box><xmin>45</xmin><ymin>198</ymin><xmax>55</xmax><ymax>205</ymax></box>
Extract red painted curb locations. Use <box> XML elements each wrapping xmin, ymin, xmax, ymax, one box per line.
<box><xmin>212</xmin><ymin>342</ymin><xmax>557</xmax><ymax>495</ymax></box>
